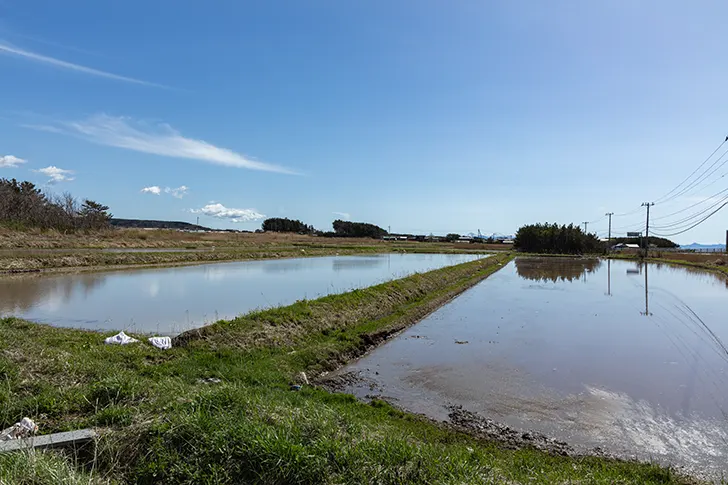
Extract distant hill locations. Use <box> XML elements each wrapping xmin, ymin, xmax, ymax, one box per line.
<box><xmin>110</xmin><ymin>218</ymin><xmax>213</xmax><ymax>231</ymax></box>
<box><xmin>679</xmin><ymin>243</ymin><xmax>726</xmax><ymax>251</ymax></box>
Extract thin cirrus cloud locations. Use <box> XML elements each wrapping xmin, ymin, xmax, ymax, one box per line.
<box><xmin>191</xmin><ymin>203</ymin><xmax>265</xmax><ymax>223</ymax></box>
<box><xmin>333</xmin><ymin>211</ymin><xmax>351</xmax><ymax>220</ymax></box>
<box><xmin>140</xmin><ymin>185</ymin><xmax>189</xmax><ymax>198</ymax></box>
<box><xmin>33</xmin><ymin>165</ymin><xmax>74</xmax><ymax>184</ymax></box>
<box><xmin>0</xmin><ymin>42</ymin><xmax>167</xmax><ymax>88</ymax></box>
<box><xmin>26</xmin><ymin>114</ymin><xmax>297</xmax><ymax>174</ymax></box>
<box><xmin>0</xmin><ymin>155</ymin><xmax>27</xmax><ymax>168</ymax></box>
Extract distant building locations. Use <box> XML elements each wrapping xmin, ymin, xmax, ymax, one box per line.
<box><xmin>612</xmin><ymin>243</ymin><xmax>640</xmax><ymax>250</ymax></box>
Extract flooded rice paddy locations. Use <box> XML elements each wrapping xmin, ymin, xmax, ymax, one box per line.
<box><xmin>0</xmin><ymin>253</ymin><xmax>486</xmax><ymax>335</ymax></box>
<box><xmin>334</xmin><ymin>257</ymin><xmax>728</xmax><ymax>480</ymax></box>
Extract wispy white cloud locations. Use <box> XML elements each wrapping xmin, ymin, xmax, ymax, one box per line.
<box><xmin>191</xmin><ymin>203</ymin><xmax>265</xmax><ymax>223</ymax></box>
<box><xmin>0</xmin><ymin>155</ymin><xmax>26</xmax><ymax>168</ymax></box>
<box><xmin>165</xmin><ymin>185</ymin><xmax>189</xmax><ymax>199</ymax></box>
<box><xmin>19</xmin><ymin>123</ymin><xmax>64</xmax><ymax>134</ymax></box>
<box><xmin>0</xmin><ymin>42</ymin><xmax>166</xmax><ymax>88</ymax></box>
<box><xmin>141</xmin><ymin>186</ymin><xmax>162</xmax><ymax>195</ymax></box>
<box><xmin>25</xmin><ymin>114</ymin><xmax>296</xmax><ymax>174</ymax></box>
<box><xmin>2</xmin><ymin>31</ymin><xmax>101</xmax><ymax>57</ymax></box>
<box><xmin>333</xmin><ymin>211</ymin><xmax>351</xmax><ymax>220</ymax></box>
<box><xmin>34</xmin><ymin>165</ymin><xmax>74</xmax><ymax>184</ymax></box>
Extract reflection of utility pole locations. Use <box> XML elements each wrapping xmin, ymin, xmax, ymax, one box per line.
<box><xmin>606</xmin><ymin>259</ymin><xmax>612</xmax><ymax>296</ymax></box>
<box><xmin>641</xmin><ymin>202</ymin><xmax>654</xmax><ymax>254</ymax></box>
<box><xmin>641</xmin><ymin>263</ymin><xmax>651</xmax><ymax>316</ymax></box>
<box><xmin>605</xmin><ymin>212</ymin><xmax>614</xmax><ymax>251</ymax></box>
<box><xmin>582</xmin><ymin>221</ymin><xmax>589</xmax><ymax>233</ymax></box>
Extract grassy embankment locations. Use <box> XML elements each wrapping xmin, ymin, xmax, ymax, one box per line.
<box><xmin>0</xmin><ymin>228</ymin><xmax>507</xmax><ymax>272</ymax></box>
<box><xmin>0</xmin><ymin>254</ymin><xmax>698</xmax><ymax>484</ymax></box>
<box><xmin>609</xmin><ymin>250</ymin><xmax>728</xmax><ymax>278</ymax></box>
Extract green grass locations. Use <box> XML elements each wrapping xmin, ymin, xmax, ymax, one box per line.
<box><xmin>0</xmin><ymin>253</ymin><xmax>702</xmax><ymax>484</ymax></box>
<box><xmin>0</xmin><ymin>450</ymin><xmax>114</xmax><ymax>485</ymax></box>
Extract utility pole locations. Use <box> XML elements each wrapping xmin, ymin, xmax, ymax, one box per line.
<box><xmin>605</xmin><ymin>212</ymin><xmax>614</xmax><ymax>250</ymax></box>
<box><xmin>641</xmin><ymin>202</ymin><xmax>654</xmax><ymax>254</ymax></box>
<box><xmin>196</xmin><ymin>216</ymin><xmax>199</xmax><ymax>226</ymax></box>
<box><xmin>582</xmin><ymin>221</ymin><xmax>589</xmax><ymax>233</ymax></box>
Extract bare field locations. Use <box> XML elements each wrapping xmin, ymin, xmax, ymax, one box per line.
<box><xmin>647</xmin><ymin>250</ymin><xmax>727</xmax><ymax>265</ymax></box>
<box><xmin>0</xmin><ymin>227</ymin><xmax>507</xmax><ymax>250</ymax></box>
<box><xmin>0</xmin><ymin>228</ymin><xmax>509</xmax><ymax>272</ymax></box>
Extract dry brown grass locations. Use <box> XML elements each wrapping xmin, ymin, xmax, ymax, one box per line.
<box><xmin>0</xmin><ymin>227</ymin><xmax>508</xmax><ymax>272</ymax></box>
<box><xmin>0</xmin><ymin>226</ymin><xmax>511</xmax><ymax>251</ymax></box>
<box><xmin>648</xmin><ymin>250</ymin><xmax>728</xmax><ymax>265</ymax></box>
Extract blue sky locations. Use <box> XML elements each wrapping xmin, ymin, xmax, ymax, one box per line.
<box><xmin>1</xmin><ymin>1</ymin><xmax>728</xmax><ymax>243</ymax></box>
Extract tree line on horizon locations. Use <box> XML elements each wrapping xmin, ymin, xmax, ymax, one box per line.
<box><xmin>514</xmin><ymin>223</ymin><xmax>602</xmax><ymax>254</ymax></box>
<box><xmin>0</xmin><ymin>178</ymin><xmax>112</xmax><ymax>231</ymax></box>
<box><xmin>514</xmin><ymin>222</ymin><xmax>678</xmax><ymax>253</ymax></box>
<box><xmin>261</xmin><ymin>217</ymin><xmax>388</xmax><ymax>239</ymax></box>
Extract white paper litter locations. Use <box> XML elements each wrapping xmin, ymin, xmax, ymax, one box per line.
<box><xmin>148</xmin><ymin>336</ymin><xmax>172</xmax><ymax>350</ymax></box>
<box><xmin>104</xmin><ymin>331</ymin><xmax>139</xmax><ymax>345</ymax></box>
<box><xmin>1</xmin><ymin>417</ymin><xmax>38</xmax><ymax>441</ymax></box>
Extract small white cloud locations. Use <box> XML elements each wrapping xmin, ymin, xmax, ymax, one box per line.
<box><xmin>25</xmin><ymin>114</ymin><xmax>296</xmax><ymax>174</ymax></box>
<box><xmin>34</xmin><ymin>165</ymin><xmax>74</xmax><ymax>183</ymax></box>
<box><xmin>191</xmin><ymin>203</ymin><xmax>265</xmax><ymax>223</ymax></box>
<box><xmin>0</xmin><ymin>155</ymin><xmax>27</xmax><ymax>168</ymax></box>
<box><xmin>141</xmin><ymin>186</ymin><xmax>162</xmax><ymax>195</ymax></box>
<box><xmin>165</xmin><ymin>185</ymin><xmax>189</xmax><ymax>199</ymax></box>
<box><xmin>333</xmin><ymin>211</ymin><xmax>351</xmax><ymax>220</ymax></box>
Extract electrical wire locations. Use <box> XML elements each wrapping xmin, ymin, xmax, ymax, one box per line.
<box><xmin>612</xmin><ymin>207</ymin><xmax>644</xmax><ymax>217</ymax></box>
<box><xmin>654</xmin><ymin>138</ymin><xmax>727</xmax><ymax>204</ymax></box>
<box><xmin>587</xmin><ymin>215</ymin><xmax>607</xmax><ymax>225</ymax></box>
<box><xmin>652</xmin><ymin>193</ymin><xmax>728</xmax><ymax>230</ymax></box>
<box><xmin>651</xmin><ymin>200</ymin><xmax>728</xmax><ymax>237</ymax></box>
<box><xmin>657</xmin><ymin>146</ymin><xmax>728</xmax><ymax>205</ymax></box>
<box><xmin>652</xmin><ymin>186</ymin><xmax>728</xmax><ymax>221</ymax></box>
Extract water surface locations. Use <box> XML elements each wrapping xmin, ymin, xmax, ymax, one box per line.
<box><xmin>335</xmin><ymin>257</ymin><xmax>728</xmax><ymax>480</ymax></box>
<box><xmin>0</xmin><ymin>253</ymin><xmax>485</xmax><ymax>335</ymax></box>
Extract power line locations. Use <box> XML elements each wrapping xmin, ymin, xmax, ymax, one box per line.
<box><xmin>652</xmin><ymin>200</ymin><xmax>728</xmax><ymax>237</ymax></box>
<box><xmin>613</xmin><ymin>207</ymin><xmax>644</xmax><ymax>217</ymax></box>
<box><xmin>654</xmin><ymin>138</ymin><xmax>727</xmax><ymax>204</ymax></box>
<box><xmin>652</xmin><ymin>192</ymin><xmax>728</xmax><ymax>230</ymax></box>
<box><xmin>587</xmin><ymin>214</ymin><xmax>607</xmax><ymax>225</ymax></box>
<box><xmin>652</xmin><ymin>186</ymin><xmax>728</xmax><ymax>221</ymax></box>
<box><xmin>661</xmin><ymin>146</ymin><xmax>728</xmax><ymax>204</ymax></box>
<box><xmin>610</xmin><ymin>219</ymin><xmax>646</xmax><ymax>232</ymax></box>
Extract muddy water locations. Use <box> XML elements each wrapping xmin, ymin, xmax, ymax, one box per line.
<box><xmin>335</xmin><ymin>258</ymin><xmax>728</xmax><ymax>480</ymax></box>
<box><xmin>0</xmin><ymin>253</ymin><xmax>486</xmax><ymax>335</ymax></box>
